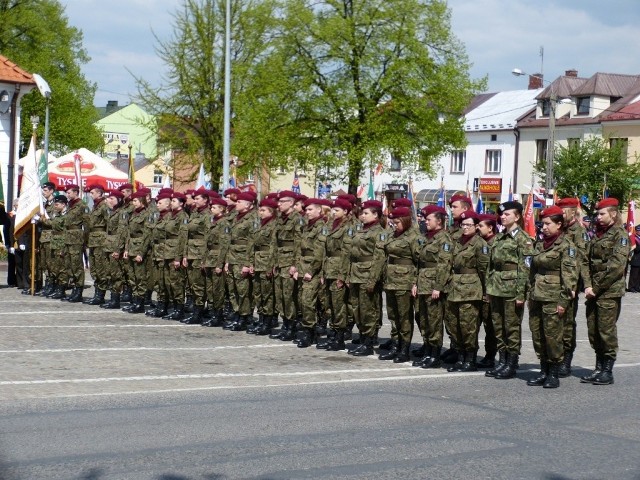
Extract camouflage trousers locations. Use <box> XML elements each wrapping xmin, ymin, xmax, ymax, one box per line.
<box><xmin>562</xmin><ymin>292</ymin><xmax>580</xmax><ymax>354</ymax></box>
<box><xmin>585</xmin><ymin>296</ymin><xmax>621</xmax><ymax>360</ymax></box>
<box><xmin>186</xmin><ymin>261</ymin><xmax>206</xmax><ymax>307</ymax></box>
<box><xmin>227</xmin><ymin>264</ymin><xmax>253</xmax><ymax>316</ymax></box>
<box><xmin>274</xmin><ymin>268</ymin><xmax>298</xmax><ymax>321</ymax></box>
<box><xmin>88</xmin><ymin>247</ymin><xmax>109</xmax><ymax>291</ymax></box>
<box><xmin>445</xmin><ymin>300</ymin><xmax>481</xmax><ymax>352</ymax></box>
<box><xmin>385</xmin><ymin>289</ymin><xmax>414</xmax><ymax>345</ymax></box>
<box><xmin>253</xmin><ymin>271</ymin><xmax>275</xmax><ymax>316</ymax></box>
<box><xmin>105</xmin><ymin>253</ymin><xmax>124</xmax><ymax>293</ymax></box>
<box><xmin>416</xmin><ymin>294</ymin><xmax>446</xmax><ymax>349</ymax></box>
<box><xmin>490</xmin><ymin>296</ymin><xmax>524</xmax><ymax>355</ymax></box>
<box><xmin>300</xmin><ymin>276</ymin><xmax>321</xmax><ymax>329</ymax></box>
<box><xmin>38</xmin><ymin>242</ymin><xmax>53</xmax><ymax>282</ymax></box>
<box><xmin>528</xmin><ymin>300</ymin><xmax>564</xmax><ymax>364</ymax></box>
<box><xmin>350</xmin><ymin>283</ymin><xmax>382</xmax><ymax>338</ymax></box>
<box><xmin>478</xmin><ymin>300</ymin><xmax>497</xmax><ymax>355</ymax></box>
<box><xmin>163</xmin><ymin>260</ymin><xmax>186</xmax><ymax>305</ymax></box>
<box><xmin>326</xmin><ymin>279</ymin><xmax>347</xmax><ymax>331</ymax></box>
<box><xmin>204</xmin><ymin>268</ymin><xmax>225</xmax><ymax>311</ymax></box>
<box><xmin>128</xmin><ymin>257</ymin><xmax>148</xmax><ymax>298</ymax></box>
<box><xmin>65</xmin><ymin>245</ymin><xmax>85</xmax><ymax>288</ymax></box>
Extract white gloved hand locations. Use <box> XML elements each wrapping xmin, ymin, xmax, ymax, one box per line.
<box><xmin>19</xmin><ymin>244</ymin><xmax>26</xmax><ymax>251</ymax></box>
<box><xmin>9</xmin><ymin>248</ymin><xmax>15</xmax><ymax>254</ymax></box>
<box><xmin>32</xmin><ymin>214</ymin><xmax>41</xmax><ymax>222</ymax></box>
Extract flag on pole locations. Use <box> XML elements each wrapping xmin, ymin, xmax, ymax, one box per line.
<box><xmin>508</xmin><ymin>179</ymin><xmax>513</xmax><ymax>202</ymax></box>
<box><xmin>291</xmin><ymin>170</ymin><xmax>301</xmax><ymax>194</ymax></box>
<box><xmin>367</xmin><ymin>168</ymin><xmax>375</xmax><ymax>200</ymax></box>
<box><xmin>603</xmin><ymin>174</ymin><xmax>608</xmax><ymax>199</ymax></box>
<box><xmin>523</xmin><ymin>188</ymin><xmax>537</xmax><ymax>238</ymax></box>
<box><xmin>357</xmin><ymin>185</ymin><xmax>365</xmax><ymax>199</ymax></box>
<box><xmin>38</xmin><ymin>150</ymin><xmax>49</xmax><ymax>186</ymax></box>
<box><xmin>436</xmin><ymin>175</ymin><xmax>445</xmax><ymax>208</ymax></box>
<box><xmin>407</xmin><ymin>178</ymin><xmax>417</xmax><ymax>221</ymax></box>
<box><xmin>229</xmin><ymin>162</ymin><xmax>237</xmax><ymax>188</ymax></box>
<box><xmin>466</xmin><ymin>174</ymin><xmax>472</xmax><ymax>199</ymax></box>
<box><xmin>195</xmin><ymin>163</ymin><xmax>207</xmax><ymax>190</ymax></box>
<box><xmin>128</xmin><ymin>152</ymin><xmax>136</xmax><ymax>192</ymax></box>
<box><xmin>627</xmin><ymin>199</ymin><xmax>636</xmax><ymax>248</ymax></box>
<box><xmin>476</xmin><ymin>191</ymin><xmax>484</xmax><ymax>214</ymax></box>
<box><xmin>73</xmin><ymin>152</ymin><xmax>82</xmax><ymax>187</ymax></box>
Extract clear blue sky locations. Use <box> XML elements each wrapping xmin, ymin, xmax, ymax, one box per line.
<box><xmin>62</xmin><ymin>0</ymin><xmax>640</xmax><ymax>107</ymax></box>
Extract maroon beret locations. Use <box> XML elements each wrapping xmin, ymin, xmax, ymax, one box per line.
<box><xmin>303</xmin><ymin>198</ymin><xmax>323</xmax><ymax>208</ymax></box>
<box><xmin>207</xmin><ymin>190</ymin><xmax>220</xmax><ymax>199</ymax></box>
<box><xmin>65</xmin><ymin>184</ymin><xmax>80</xmax><ymax>192</ymax></box>
<box><xmin>362</xmin><ymin>200</ymin><xmax>383</xmax><ymax>210</ymax></box>
<box><xmin>210</xmin><ymin>198</ymin><xmax>228</xmax><ymax>208</ymax></box>
<box><xmin>137</xmin><ymin>187</ymin><xmax>151</xmax><ymax>195</ymax></box>
<box><xmin>478</xmin><ymin>213</ymin><xmax>498</xmax><ymax>225</ymax></box>
<box><xmin>130</xmin><ymin>191</ymin><xmax>147</xmax><ymax>200</ymax></box>
<box><xmin>448</xmin><ymin>194</ymin><xmax>473</xmax><ymax>206</ymax></box>
<box><xmin>459</xmin><ymin>210</ymin><xmax>478</xmax><ymax>221</ymax></box>
<box><xmin>172</xmin><ymin>192</ymin><xmax>187</xmax><ymax>201</ymax></box>
<box><xmin>118</xmin><ymin>183</ymin><xmax>133</xmax><ymax>191</ymax></box>
<box><xmin>388</xmin><ymin>207</ymin><xmax>411</xmax><ymax>219</ymax></box>
<box><xmin>244</xmin><ymin>190</ymin><xmax>258</xmax><ymax>200</ymax></box>
<box><xmin>278</xmin><ymin>190</ymin><xmax>297</xmax><ymax>200</ymax></box>
<box><xmin>540</xmin><ymin>206</ymin><xmax>564</xmax><ymax>218</ymax></box>
<box><xmin>156</xmin><ymin>193</ymin><xmax>172</xmax><ymax>201</ymax></box>
<box><xmin>295</xmin><ymin>194</ymin><xmax>308</xmax><ymax>203</ymax></box>
<box><xmin>392</xmin><ymin>198</ymin><xmax>413</xmax><ymax>208</ymax></box>
<box><xmin>332</xmin><ymin>199</ymin><xmax>352</xmax><ymax>212</ymax></box>
<box><xmin>108</xmin><ymin>190</ymin><xmax>124</xmax><ymax>199</ymax></box>
<box><xmin>86</xmin><ymin>184</ymin><xmax>103</xmax><ymax>192</ymax></box>
<box><xmin>236</xmin><ymin>192</ymin><xmax>254</xmax><ymax>202</ymax></box>
<box><xmin>266</xmin><ymin>192</ymin><xmax>279</xmax><ymax>200</ymax></box>
<box><xmin>223</xmin><ymin>188</ymin><xmax>240</xmax><ymax>197</ymax></box>
<box><xmin>556</xmin><ymin>197</ymin><xmax>580</xmax><ymax>208</ymax></box>
<box><xmin>595</xmin><ymin>197</ymin><xmax>619</xmax><ymax>209</ymax></box>
<box><xmin>185</xmin><ymin>189</ymin><xmax>195</xmax><ymax>196</ymax></box>
<box><xmin>337</xmin><ymin>194</ymin><xmax>356</xmax><ymax>205</ymax></box>
<box><xmin>421</xmin><ymin>205</ymin><xmax>447</xmax><ymax>217</ymax></box>
<box><xmin>158</xmin><ymin>188</ymin><xmax>173</xmax><ymax>195</ymax></box>
<box><xmin>259</xmin><ymin>198</ymin><xmax>278</xmax><ymax>209</ymax></box>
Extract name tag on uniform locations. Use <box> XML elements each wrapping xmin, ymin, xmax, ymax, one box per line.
<box><xmin>568</xmin><ymin>247</ymin><xmax>576</xmax><ymax>258</ymax></box>
<box><xmin>224</xmin><ymin>227</ymin><xmax>231</xmax><ymax>234</ymax></box>
<box><xmin>380</xmin><ymin>233</ymin><xmax>387</xmax><ymax>241</ymax></box>
<box><xmin>482</xmin><ymin>245</ymin><xmax>489</xmax><ymax>255</ymax></box>
<box><xmin>183</xmin><ymin>218</ymin><xmax>189</xmax><ymax>224</ymax></box>
<box><xmin>443</xmin><ymin>243</ymin><xmax>450</xmax><ymax>252</ymax></box>
<box><xmin>347</xmin><ymin>228</ymin><xmax>354</xmax><ymax>237</ymax></box>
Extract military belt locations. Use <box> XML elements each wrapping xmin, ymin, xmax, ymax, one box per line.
<box><xmin>454</xmin><ymin>267</ymin><xmax>477</xmax><ymax>274</ymax></box>
<box><xmin>389</xmin><ymin>257</ymin><xmax>414</xmax><ymax>266</ymax></box>
<box><xmin>277</xmin><ymin>240</ymin><xmax>294</xmax><ymax>247</ymax></box>
<box><xmin>190</xmin><ymin>234</ymin><xmax>205</xmax><ymax>239</ymax></box>
<box><xmin>495</xmin><ymin>264</ymin><xmax>518</xmax><ymax>271</ymax></box>
<box><xmin>327</xmin><ymin>252</ymin><xmax>342</xmax><ymax>257</ymax></box>
<box><xmin>353</xmin><ymin>255</ymin><xmax>374</xmax><ymax>262</ymax></box>
<box><xmin>301</xmin><ymin>248</ymin><xmax>314</xmax><ymax>256</ymax></box>
<box><xmin>235</xmin><ymin>239</ymin><xmax>248</xmax><ymax>245</ymax></box>
<box><xmin>129</xmin><ymin>235</ymin><xmax>144</xmax><ymax>239</ymax></box>
<box><xmin>537</xmin><ymin>269</ymin><xmax>560</xmax><ymax>276</ymax></box>
<box><xmin>255</xmin><ymin>245</ymin><xmax>270</xmax><ymax>252</ymax></box>
<box><xmin>91</xmin><ymin>227</ymin><xmax>107</xmax><ymax>232</ymax></box>
<box><xmin>67</xmin><ymin>228</ymin><xmax>82</xmax><ymax>231</ymax></box>
<box><xmin>419</xmin><ymin>261</ymin><xmax>438</xmax><ymax>268</ymax></box>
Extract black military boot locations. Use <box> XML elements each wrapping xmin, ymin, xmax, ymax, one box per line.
<box><xmin>580</xmin><ymin>354</ymin><xmax>604</xmax><ymax>383</ymax></box>
<box><xmin>144</xmin><ymin>290</ymin><xmax>153</xmax><ymax>306</ymax></box>
<box><xmin>351</xmin><ymin>336</ymin><xmax>374</xmax><ymax>356</ymax></box>
<box><xmin>495</xmin><ymin>353</ymin><xmax>518</xmax><ymax>379</ymax></box>
<box><xmin>49</xmin><ymin>285</ymin><xmax>66</xmax><ymax>300</ymax></box>
<box><xmin>542</xmin><ymin>363</ymin><xmax>560</xmax><ymax>388</ymax></box>
<box><xmin>39</xmin><ymin>279</ymin><xmax>53</xmax><ymax>297</ymax></box>
<box><xmin>230</xmin><ymin>315</ymin><xmax>249</xmax><ymax>331</ymax></box>
<box><xmin>476</xmin><ymin>352</ymin><xmax>496</xmax><ymax>369</ymax></box>
<box><xmin>148</xmin><ymin>302</ymin><xmax>169</xmax><ymax>318</ymax></box>
<box><xmin>85</xmin><ymin>288</ymin><xmax>106</xmax><ymax>306</ymax></box>
<box><xmin>254</xmin><ymin>315</ymin><xmax>272</xmax><ymax>335</ymax></box>
<box><xmin>421</xmin><ymin>348</ymin><xmax>443</xmax><ymax>369</ymax></box>
<box><xmin>316</xmin><ymin>329</ymin><xmax>336</xmax><ymax>349</ymax></box>
<box><xmin>297</xmin><ymin>328</ymin><xmax>315</xmax><ymax>348</ymax></box>
<box><xmin>120</xmin><ymin>286</ymin><xmax>133</xmax><ymax>304</ymax></box>
<box><xmin>315</xmin><ymin>311</ymin><xmax>328</xmax><ymax>337</ymax></box>
<box><xmin>378</xmin><ymin>341</ymin><xmax>398</xmax><ymax>360</ymax></box>
<box><xmin>343</xmin><ymin>324</ymin><xmax>354</xmax><ymax>341</ymax></box>
<box><xmin>165</xmin><ymin>304</ymin><xmax>185</xmax><ymax>321</ymax></box>
<box><xmin>183</xmin><ymin>306</ymin><xmax>203</xmax><ymax>325</ymax></box>
<box><xmin>246</xmin><ymin>315</ymin><xmax>262</xmax><ymax>334</ymax></box>
<box><xmin>393</xmin><ymin>342</ymin><xmax>410</xmax><ymax>363</ymax></box>
<box><xmin>592</xmin><ymin>358</ymin><xmax>615</xmax><ymax>385</ymax></box>
<box><xmin>327</xmin><ymin>330</ymin><xmax>346</xmax><ymax>351</ymax></box>
<box><xmin>447</xmin><ymin>352</ymin><xmax>466</xmax><ymax>372</ymax></box>
<box><xmin>101</xmin><ymin>292</ymin><xmax>121</xmax><ymax>309</ymax></box>
<box><xmin>184</xmin><ymin>295</ymin><xmax>194</xmax><ymax>314</ymax></box>
<box><xmin>413</xmin><ymin>345</ymin><xmax>432</xmax><ymax>367</ymax></box>
<box><xmin>223</xmin><ymin>312</ymin><xmax>239</xmax><ymax>329</ymax></box>
<box><xmin>280</xmin><ymin>320</ymin><xmax>296</xmax><ymax>341</ymax></box>
<box><xmin>485</xmin><ymin>350</ymin><xmax>507</xmax><ymax>377</ymax></box>
<box><xmin>440</xmin><ymin>346</ymin><xmax>458</xmax><ymax>364</ymax></box>
<box><xmin>460</xmin><ymin>351</ymin><xmax>478</xmax><ymax>372</ymax></box>
<box><xmin>557</xmin><ymin>352</ymin><xmax>573</xmax><ymax>378</ymax></box>
<box><xmin>67</xmin><ymin>287</ymin><xmax>83</xmax><ymax>303</ymax></box>
<box><xmin>411</xmin><ymin>343</ymin><xmax>427</xmax><ymax>358</ymax></box>
<box><xmin>527</xmin><ymin>362</ymin><xmax>548</xmax><ymax>386</ymax></box>
<box><xmin>128</xmin><ymin>297</ymin><xmax>146</xmax><ymax>314</ymax></box>
<box><xmin>379</xmin><ymin>338</ymin><xmax>395</xmax><ymax>350</ymax></box>
<box><xmin>61</xmin><ymin>287</ymin><xmax>76</xmax><ymax>301</ymax></box>
<box><xmin>269</xmin><ymin>318</ymin><xmax>286</xmax><ymax>339</ymax></box>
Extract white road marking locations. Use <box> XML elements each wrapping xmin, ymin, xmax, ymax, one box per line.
<box><xmin>0</xmin><ymin>345</ymin><xmax>297</xmax><ymax>354</ymax></box>
<box><xmin>0</xmin><ymin>324</ymin><xmax>189</xmax><ymax>328</ymax></box>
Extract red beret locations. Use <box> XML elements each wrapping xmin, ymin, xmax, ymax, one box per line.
<box><xmin>108</xmin><ymin>190</ymin><xmax>124</xmax><ymax>199</ymax></box>
<box><xmin>337</xmin><ymin>194</ymin><xmax>356</xmax><ymax>205</ymax></box>
<box><xmin>266</xmin><ymin>192</ymin><xmax>279</xmax><ymax>200</ymax></box>
<box><xmin>421</xmin><ymin>205</ymin><xmax>447</xmax><ymax>217</ymax></box>
<box><xmin>185</xmin><ymin>189</ymin><xmax>195</xmax><ymax>196</ymax></box>
<box><xmin>460</xmin><ymin>210</ymin><xmax>478</xmax><ymax>221</ymax></box>
<box><xmin>245</xmin><ymin>191</ymin><xmax>258</xmax><ymax>200</ymax></box>
<box><xmin>223</xmin><ymin>188</ymin><xmax>240</xmax><ymax>197</ymax></box>
<box><xmin>362</xmin><ymin>200</ymin><xmax>383</xmax><ymax>210</ymax></box>
<box><xmin>130</xmin><ymin>191</ymin><xmax>146</xmax><ymax>200</ymax></box>
<box><xmin>332</xmin><ymin>199</ymin><xmax>352</xmax><ymax>212</ymax></box>
<box><xmin>296</xmin><ymin>194</ymin><xmax>308</xmax><ymax>203</ymax></box>
<box><xmin>318</xmin><ymin>199</ymin><xmax>332</xmax><ymax>207</ymax></box>
<box><xmin>65</xmin><ymin>184</ymin><xmax>80</xmax><ymax>192</ymax></box>
<box><xmin>303</xmin><ymin>198</ymin><xmax>323</xmax><ymax>208</ymax></box>
<box><xmin>595</xmin><ymin>198</ymin><xmax>619</xmax><ymax>209</ymax></box>
<box><xmin>210</xmin><ymin>198</ymin><xmax>228</xmax><ymax>208</ymax></box>
<box><xmin>540</xmin><ymin>206</ymin><xmax>564</xmax><ymax>218</ymax></box>
<box><xmin>192</xmin><ymin>189</ymin><xmax>209</xmax><ymax>198</ymax></box>
<box><xmin>448</xmin><ymin>194</ymin><xmax>472</xmax><ymax>206</ymax></box>
<box><xmin>556</xmin><ymin>197</ymin><xmax>580</xmax><ymax>208</ymax></box>
<box><xmin>86</xmin><ymin>184</ymin><xmax>103</xmax><ymax>192</ymax></box>
<box><xmin>392</xmin><ymin>198</ymin><xmax>413</xmax><ymax>208</ymax></box>
<box><xmin>207</xmin><ymin>190</ymin><xmax>220</xmax><ymax>199</ymax></box>
<box><xmin>137</xmin><ymin>187</ymin><xmax>151</xmax><ymax>195</ymax></box>
<box><xmin>118</xmin><ymin>183</ymin><xmax>133</xmax><ymax>191</ymax></box>
<box><xmin>158</xmin><ymin>188</ymin><xmax>173</xmax><ymax>195</ymax></box>
<box><xmin>478</xmin><ymin>213</ymin><xmax>498</xmax><ymax>225</ymax></box>
<box><xmin>278</xmin><ymin>190</ymin><xmax>297</xmax><ymax>200</ymax></box>
<box><xmin>259</xmin><ymin>198</ymin><xmax>278</xmax><ymax>209</ymax></box>
<box><xmin>236</xmin><ymin>192</ymin><xmax>254</xmax><ymax>202</ymax></box>
<box><xmin>156</xmin><ymin>193</ymin><xmax>172</xmax><ymax>201</ymax></box>
<box><xmin>172</xmin><ymin>192</ymin><xmax>187</xmax><ymax>201</ymax></box>
<box><xmin>389</xmin><ymin>207</ymin><xmax>412</xmax><ymax>219</ymax></box>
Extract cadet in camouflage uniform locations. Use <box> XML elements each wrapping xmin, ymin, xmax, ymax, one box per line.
<box><xmin>83</xmin><ymin>185</ymin><xmax>109</xmax><ymax>305</ymax></box>
<box><xmin>445</xmin><ymin>211</ymin><xmax>489</xmax><ymax>372</ymax></box>
<box><xmin>294</xmin><ymin>198</ymin><xmax>328</xmax><ymax>348</ymax></box>
<box><xmin>347</xmin><ymin>200</ymin><xmax>386</xmax><ymax>356</ymax></box>
<box><xmin>316</xmin><ymin>198</ymin><xmax>353</xmax><ymax>351</ymax></box>
<box><xmin>555</xmin><ymin>197</ymin><xmax>589</xmax><ymax>377</ymax></box>
<box><xmin>222</xmin><ymin>192</ymin><xmax>258</xmax><ymax>331</ymax></box>
<box><xmin>247</xmin><ymin>197</ymin><xmax>278</xmax><ymax>335</ymax></box>
<box><xmin>379</xmin><ymin>206</ymin><xmax>418</xmax><ymax>363</ymax></box>
<box><xmin>527</xmin><ymin>206</ymin><xmax>579</xmax><ymax>389</ymax></box>
<box><xmin>270</xmin><ymin>190</ymin><xmax>304</xmax><ymax>341</ymax></box>
<box><xmin>100</xmin><ymin>190</ymin><xmax>127</xmax><ymax>309</ymax></box>
<box><xmin>37</xmin><ymin>182</ymin><xmax>57</xmax><ymax>297</ymax></box>
<box><xmin>476</xmin><ymin>213</ymin><xmax>499</xmax><ymax>368</ymax></box>
<box><xmin>412</xmin><ymin>206</ymin><xmax>452</xmax><ymax>369</ymax></box>
<box><xmin>162</xmin><ymin>192</ymin><xmax>189</xmax><ymax>320</ymax></box>
<box><xmin>61</xmin><ymin>184</ymin><xmax>87</xmax><ymax>302</ymax></box>
<box><xmin>336</xmin><ymin>194</ymin><xmax>359</xmax><ymax>340</ymax></box>
<box><xmin>122</xmin><ymin>191</ymin><xmax>151</xmax><ymax>314</ymax></box>
<box><xmin>118</xmin><ymin>183</ymin><xmax>135</xmax><ymax>304</ymax></box>
<box><xmin>40</xmin><ymin>195</ymin><xmax>69</xmax><ymax>299</ymax></box>
<box><xmin>485</xmin><ymin>201</ymin><xmax>533</xmax><ymax>380</ymax></box>
<box><xmin>201</xmin><ymin>197</ymin><xmax>229</xmax><ymax>327</ymax></box>
<box><xmin>146</xmin><ymin>193</ymin><xmax>173</xmax><ymax>317</ymax></box>
<box><xmin>181</xmin><ymin>190</ymin><xmax>210</xmax><ymax>324</ymax></box>
<box><xmin>580</xmin><ymin>197</ymin><xmax>630</xmax><ymax>385</ymax></box>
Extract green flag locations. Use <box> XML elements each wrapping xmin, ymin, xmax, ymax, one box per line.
<box><xmin>38</xmin><ymin>150</ymin><xmax>48</xmax><ymax>185</ymax></box>
<box><xmin>367</xmin><ymin>170</ymin><xmax>375</xmax><ymax>200</ymax></box>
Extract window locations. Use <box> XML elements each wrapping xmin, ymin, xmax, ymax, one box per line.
<box><xmin>450</xmin><ymin>150</ymin><xmax>466</xmax><ymax>173</ymax></box>
<box><xmin>390</xmin><ymin>153</ymin><xmax>402</xmax><ymax>171</ymax></box>
<box><xmin>153</xmin><ymin>168</ymin><xmax>163</xmax><ymax>184</ymax></box>
<box><xmin>277</xmin><ymin>165</ymin><xmax>286</xmax><ymax>175</ymax></box>
<box><xmin>610</xmin><ymin>138</ymin><xmax>629</xmax><ymax>163</ymax></box>
<box><xmin>485</xmin><ymin>150</ymin><xmax>501</xmax><ymax>173</ymax></box>
<box><xmin>490</xmin><ymin>134</ymin><xmax>497</xmax><ymax>142</ymax></box>
<box><xmin>536</xmin><ymin>139</ymin><xmax>548</xmax><ymax>164</ymax></box>
<box><xmin>567</xmin><ymin>138</ymin><xmax>580</xmax><ymax>148</ymax></box>
<box><xmin>576</xmin><ymin>97</ymin><xmax>590</xmax><ymax>115</ymax></box>
<box><xmin>541</xmin><ymin>100</ymin><xmax>551</xmax><ymax>117</ymax></box>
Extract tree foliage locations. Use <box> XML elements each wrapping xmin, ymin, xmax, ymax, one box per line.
<box><xmin>0</xmin><ymin>0</ymin><xmax>104</xmax><ymax>153</ymax></box>
<box><xmin>538</xmin><ymin>136</ymin><xmax>640</xmax><ymax>214</ymax></box>
<box><xmin>235</xmin><ymin>0</ymin><xmax>486</xmax><ymax>193</ymax></box>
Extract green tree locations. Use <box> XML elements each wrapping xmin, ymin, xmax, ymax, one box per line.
<box><xmin>234</xmin><ymin>0</ymin><xmax>486</xmax><ymax>193</ymax></box>
<box><xmin>0</xmin><ymin>0</ymin><xmax>104</xmax><ymax>153</ymax></box>
<box><xmin>132</xmin><ymin>0</ymin><xmax>277</xmax><ymax>189</ymax></box>
<box><xmin>538</xmin><ymin>136</ymin><xmax>640</xmax><ymax>214</ymax></box>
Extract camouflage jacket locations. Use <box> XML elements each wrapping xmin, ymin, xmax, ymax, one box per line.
<box><xmin>224</xmin><ymin>209</ymin><xmax>259</xmax><ymax>266</ymax></box>
<box><xmin>347</xmin><ymin>223</ymin><xmax>386</xmax><ymax>287</ymax></box>
<box><xmin>38</xmin><ymin>198</ymin><xmax>56</xmax><ymax>243</ymax></box>
<box><xmin>64</xmin><ymin>198</ymin><xmax>86</xmax><ymax>246</ymax></box>
<box><xmin>323</xmin><ymin>219</ymin><xmax>352</xmax><ymax>282</ymax></box>
<box><xmin>448</xmin><ymin>234</ymin><xmax>490</xmax><ymax>302</ymax></box>
<box><xmin>125</xmin><ymin>208</ymin><xmax>151</xmax><ymax>259</ymax></box>
<box><xmin>564</xmin><ymin>220</ymin><xmax>589</xmax><ymax>290</ymax></box>
<box><xmin>582</xmin><ymin>224</ymin><xmax>630</xmax><ymax>298</ymax></box>
<box><xmin>85</xmin><ymin>198</ymin><xmax>109</xmax><ymax>248</ymax></box>
<box><xmin>529</xmin><ymin>234</ymin><xmax>578</xmax><ymax>308</ymax></box>
<box><xmin>163</xmin><ymin>210</ymin><xmax>189</xmax><ymax>261</ymax></box>
<box><xmin>416</xmin><ymin>229</ymin><xmax>453</xmax><ymax>295</ymax></box>
<box><xmin>486</xmin><ymin>227</ymin><xmax>533</xmax><ymax>301</ymax></box>
<box><xmin>103</xmin><ymin>207</ymin><xmax>126</xmax><ymax>253</ymax></box>
<box><xmin>183</xmin><ymin>206</ymin><xmax>209</xmax><ymax>260</ymax></box>
<box><xmin>202</xmin><ymin>214</ymin><xmax>227</xmax><ymax>269</ymax></box>
<box><xmin>274</xmin><ymin>211</ymin><xmax>304</xmax><ymax>269</ymax></box>
<box><xmin>252</xmin><ymin>217</ymin><xmax>277</xmax><ymax>273</ymax></box>
<box><xmin>43</xmin><ymin>210</ymin><xmax>66</xmax><ymax>251</ymax></box>
<box><xmin>150</xmin><ymin>211</ymin><xmax>170</xmax><ymax>261</ymax></box>
<box><xmin>383</xmin><ymin>228</ymin><xmax>419</xmax><ymax>291</ymax></box>
<box><xmin>296</xmin><ymin>218</ymin><xmax>326</xmax><ymax>278</ymax></box>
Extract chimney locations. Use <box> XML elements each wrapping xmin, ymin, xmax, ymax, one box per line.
<box><xmin>529</xmin><ymin>73</ymin><xmax>543</xmax><ymax>90</ymax></box>
<box><xmin>565</xmin><ymin>69</ymin><xmax>578</xmax><ymax>77</ymax></box>
<box><xmin>106</xmin><ymin>100</ymin><xmax>118</xmax><ymax>114</ymax></box>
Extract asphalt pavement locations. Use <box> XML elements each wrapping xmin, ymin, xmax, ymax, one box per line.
<box><xmin>1</xmin><ymin>283</ymin><xmax>639</xmax><ymax>479</ymax></box>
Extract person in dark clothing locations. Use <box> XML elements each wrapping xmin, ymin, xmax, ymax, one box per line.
<box><xmin>627</xmin><ymin>225</ymin><xmax>640</xmax><ymax>293</ymax></box>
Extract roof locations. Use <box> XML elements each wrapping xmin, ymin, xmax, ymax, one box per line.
<box><xmin>462</xmin><ymin>93</ymin><xmax>495</xmax><ymax>116</ymax></box>
<box><xmin>536</xmin><ymin>76</ymin><xmax>588</xmax><ymax>100</ymax></box>
<box><xmin>0</xmin><ymin>55</ymin><xmax>35</xmax><ymax>85</ymax></box>
<box><xmin>601</xmin><ymin>96</ymin><xmax>640</xmax><ymax>121</ymax></box>
<box><xmin>110</xmin><ymin>155</ymin><xmax>151</xmax><ymax>173</ymax></box>
<box><xmin>571</xmin><ymin>72</ymin><xmax>640</xmax><ymax>97</ymax></box>
<box><xmin>464</xmin><ymin>89</ymin><xmax>542</xmax><ymax>131</ymax></box>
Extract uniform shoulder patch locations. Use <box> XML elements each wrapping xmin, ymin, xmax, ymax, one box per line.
<box><xmin>443</xmin><ymin>243</ymin><xmax>450</xmax><ymax>252</ymax></box>
<box><xmin>621</xmin><ymin>237</ymin><xmax>629</xmax><ymax>246</ymax></box>
<box><xmin>183</xmin><ymin>217</ymin><xmax>189</xmax><ymax>224</ymax></box>
<box><xmin>121</xmin><ymin>212</ymin><xmax>129</xmax><ymax>221</ymax></box>
<box><xmin>322</xmin><ymin>227</ymin><xmax>329</xmax><ymax>236</ymax></box>
<box><xmin>224</xmin><ymin>226</ymin><xmax>231</xmax><ymax>234</ymax></box>
<box><xmin>583</xmin><ymin>233</ymin><xmax>589</xmax><ymax>242</ymax></box>
<box><xmin>524</xmin><ymin>256</ymin><xmax>532</xmax><ymax>268</ymax></box>
<box><xmin>568</xmin><ymin>247</ymin><xmax>576</xmax><ymax>258</ymax></box>
<box><xmin>417</xmin><ymin>238</ymin><xmax>425</xmax><ymax>246</ymax></box>
<box><xmin>356</xmin><ymin>224</ymin><xmax>362</xmax><ymax>231</ymax></box>
<box><xmin>482</xmin><ymin>245</ymin><xmax>489</xmax><ymax>255</ymax></box>
<box><xmin>379</xmin><ymin>233</ymin><xmax>387</xmax><ymax>241</ymax></box>
<box><xmin>299</xmin><ymin>218</ymin><xmax>305</xmax><ymax>226</ymax></box>
<box><xmin>254</xmin><ymin>220</ymin><xmax>260</xmax><ymax>230</ymax></box>
<box><xmin>84</xmin><ymin>206</ymin><xmax>90</xmax><ymax>214</ymax></box>
<box><xmin>347</xmin><ymin>228</ymin><xmax>354</xmax><ymax>237</ymax></box>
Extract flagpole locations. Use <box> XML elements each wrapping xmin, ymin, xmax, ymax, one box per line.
<box><xmin>222</xmin><ymin>0</ymin><xmax>231</xmax><ymax>190</ymax></box>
